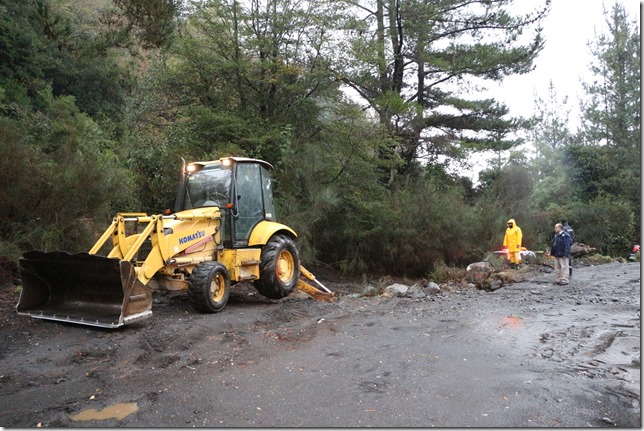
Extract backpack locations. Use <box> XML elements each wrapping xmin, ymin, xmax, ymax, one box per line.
<box><xmin>563</xmin><ymin>224</ymin><xmax>575</xmax><ymax>244</ymax></box>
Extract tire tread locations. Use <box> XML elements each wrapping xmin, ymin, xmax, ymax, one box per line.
<box><xmin>254</xmin><ymin>235</ymin><xmax>299</xmax><ymax>299</ymax></box>
<box><xmin>188</xmin><ymin>261</ymin><xmax>230</xmax><ymax>313</ymax></box>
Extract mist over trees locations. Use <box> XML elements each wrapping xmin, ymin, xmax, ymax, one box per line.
<box><xmin>0</xmin><ymin>0</ymin><xmax>639</xmax><ymax>274</ymax></box>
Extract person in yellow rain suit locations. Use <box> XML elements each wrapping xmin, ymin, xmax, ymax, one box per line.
<box><xmin>503</xmin><ymin>219</ymin><xmax>523</xmax><ymax>269</ymax></box>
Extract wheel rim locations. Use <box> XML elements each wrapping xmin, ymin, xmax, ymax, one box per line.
<box><xmin>276</xmin><ymin>250</ymin><xmax>295</xmax><ymax>283</ymax></box>
<box><xmin>209</xmin><ymin>273</ymin><xmax>226</xmax><ymax>302</ymax></box>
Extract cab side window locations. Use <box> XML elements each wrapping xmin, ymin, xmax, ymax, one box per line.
<box><xmin>261</xmin><ymin>166</ymin><xmax>276</xmax><ymax>221</ymax></box>
<box><xmin>234</xmin><ymin>163</ymin><xmax>263</xmax><ymax>243</ymax></box>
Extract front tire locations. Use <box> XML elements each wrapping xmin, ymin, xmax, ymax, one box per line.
<box><xmin>189</xmin><ymin>262</ymin><xmax>231</xmax><ymax>313</ymax></box>
<box><xmin>254</xmin><ymin>235</ymin><xmax>300</xmax><ymax>299</ymax></box>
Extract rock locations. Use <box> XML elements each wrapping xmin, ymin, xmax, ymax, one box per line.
<box><xmin>465</xmin><ymin>262</ymin><xmax>493</xmax><ymax>287</ymax></box>
<box><xmin>424</xmin><ymin>282</ymin><xmax>441</xmax><ymax>295</ymax></box>
<box><xmin>492</xmin><ymin>271</ymin><xmax>518</xmax><ymax>284</ymax></box>
<box><xmin>407</xmin><ymin>284</ymin><xmax>426</xmax><ymax>299</ymax></box>
<box><xmin>410</xmin><ymin>290</ymin><xmax>426</xmax><ymax>299</ymax></box>
<box><xmin>520</xmin><ymin>250</ymin><xmax>537</xmax><ymax>264</ymax></box>
<box><xmin>571</xmin><ymin>243</ymin><xmax>597</xmax><ymax>258</ymax></box>
<box><xmin>383</xmin><ymin>283</ymin><xmax>409</xmax><ymax>297</ymax></box>
<box><xmin>361</xmin><ymin>285</ymin><xmax>379</xmax><ymax>297</ymax></box>
<box><xmin>601</xmin><ymin>417</ymin><xmax>616</xmax><ymax>426</ymax></box>
<box><xmin>489</xmin><ymin>280</ymin><xmax>503</xmax><ymax>291</ymax></box>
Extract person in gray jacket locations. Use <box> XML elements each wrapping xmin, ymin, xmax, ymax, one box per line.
<box><xmin>561</xmin><ymin>220</ymin><xmax>574</xmax><ymax>276</ymax></box>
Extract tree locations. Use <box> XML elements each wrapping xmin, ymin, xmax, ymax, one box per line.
<box><xmin>574</xmin><ymin>2</ymin><xmax>640</xmax><ymax>243</ymax></box>
<box><xmin>337</xmin><ymin>0</ymin><xmax>550</xmax><ymax>179</ymax></box>
<box><xmin>579</xmin><ymin>2</ymin><xmax>640</xmax><ymax>150</ymax></box>
<box><xmin>524</xmin><ymin>80</ymin><xmax>575</xmax><ymax>231</ymax></box>
<box><xmin>530</xmin><ymin>80</ymin><xmax>573</xmax><ymax>180</ymax></box>
<box><xmin>123</xmin><ymin>0</ymin><xmax>401</xmax><ymax>269</ymax></box>
<box><xmin>99</xmin><ymin>0</ymin><xmax>184</xmax><ymax>50</ymax></box>
<box><xmin>132</xmin><ymin>0</ymin><xmax>346</xmax><ymax>160</ymax></box>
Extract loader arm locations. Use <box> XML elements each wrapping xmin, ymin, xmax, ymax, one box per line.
<box><xmin>17</xmin><ymin>209</ymin><xmax>221</xmax><ymax>328</ymax></box>
<box><xmin>90</xmin><ymin>211</ymin><xmax>221</xmax><ymax>286</ymax></box>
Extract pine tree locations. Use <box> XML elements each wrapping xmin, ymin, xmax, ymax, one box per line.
<box><xmin>579</xmin><ymin>2</ymin><xmax>640</xmax><ymax>150</ymax></box>
<box><xmin>531</xmin><ymin>80</ymin><xmax>573</xmax><ymax>180</ymax></box>
<box><xmin>571</xmin><ymin>1</ymin><xmax>641</xmax><ymax>249</ymax></box>
<box><xmin>337</xmin><ymin>0</ymin><xmax>550</xmax><ymax>179</ymax></box>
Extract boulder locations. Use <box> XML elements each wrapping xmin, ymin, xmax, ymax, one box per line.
<box><xmin>407</xmin><ymin>284</ymin><xmax>427</xmax><ymax>299</ymax></box>
<box><xmin>424</xmin><ymin>282</ymin><xmax>442</xmax><ymax>295</ymax></box>
<box><xmin>383</xmin><ymin>283</ymin><xmax>409</xmax><ymax>298</ymax></box>
<box><xmin>491</xmin><ymin>271</ymin><xmax>518</xmax><ymax>284</ymax></box>
<box><xmin>571</xmin><ymin>243</ymin><xmax>597</xmax><ymax>258</ymax></box>
<box><xmin>465</xmin><ymin>261</ymin><xmax>493</xmax><ymax>287</ymax></box>
<box><xmin>360</xmin><ymin>285</ymin><xmax>379</xmax><ymax>297</ymax></box>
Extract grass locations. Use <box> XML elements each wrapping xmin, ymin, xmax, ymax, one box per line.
<box><xmin>579</xmin><ymin>254</ymin><xmax>616</xmax><ymax>265</ymax></box>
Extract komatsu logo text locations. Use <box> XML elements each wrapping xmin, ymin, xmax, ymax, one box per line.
<box><xmin>179</xmin><ymin>230</ymin><xmax>206</xmax><ymax>245</ymax></box>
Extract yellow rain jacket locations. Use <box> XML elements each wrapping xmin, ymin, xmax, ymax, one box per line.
<box><xmin>503</xmin><ymin>219</ymin><xmax>523</xmax><ymax>253</ymax></box>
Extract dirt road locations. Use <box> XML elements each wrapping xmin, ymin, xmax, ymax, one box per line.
<box><xmin>0</xmin><ymin>261</ymin><xmax>640</xmax><ymax>427</ymax></box>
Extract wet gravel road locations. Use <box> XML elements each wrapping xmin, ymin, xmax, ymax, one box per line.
<box><xmin>0</xmin><ymin>261</ymin><xmax>640</xmax><ymax>427</ymax></box>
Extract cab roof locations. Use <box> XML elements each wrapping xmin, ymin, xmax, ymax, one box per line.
<box><xmin>189</xmin><ymin>157</ymin><xmax>274</xmax><ymax>170</ymax></box>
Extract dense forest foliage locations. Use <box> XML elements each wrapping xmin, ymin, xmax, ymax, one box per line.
<box><xmin>0</xmin><ymin>0</ymin><xmax>640</xmax><ymax>275</ymax></box>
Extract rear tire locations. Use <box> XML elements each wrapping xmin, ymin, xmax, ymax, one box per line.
<box><xmin>189</xmin><ymin>262</ymin><xmax>231</xmax><ymax>313</ymax></box>
<box><xmin>254</xmin><ymin>235</ymin><xmax>300</xmax><ymax>299</ymax></box>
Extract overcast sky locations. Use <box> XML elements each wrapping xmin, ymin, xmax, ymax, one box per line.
<box><xmin>466</xmin><ymin>0</ymin><xmax>641</xmax><ymax>180</ymax></box>
<box><xmin>496</xmin><ymin>0</ymin><xmax>641</xmax><ymax>130</ymax></box>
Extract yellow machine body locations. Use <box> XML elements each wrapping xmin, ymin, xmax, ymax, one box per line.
<box><xmin>17</xmin><ymin>158</ymin><xmax>335</xmax><ymax>328</ymax></box>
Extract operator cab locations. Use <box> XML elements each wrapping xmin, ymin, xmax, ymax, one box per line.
<box><xmin>175</xmin><ymin>157</ymin><xmax>277</xmax><ymax>248</ymax></box>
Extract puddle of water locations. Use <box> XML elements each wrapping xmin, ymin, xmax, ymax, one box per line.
<box><xmin>70</xmin><ymin>402</ymin><xmax>139</xmax><ymax>422</ymax></box>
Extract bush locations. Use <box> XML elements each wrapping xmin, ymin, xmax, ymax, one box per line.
<box><xmin>356</xmin><ymin>176</ymin><xmax>482</xmax><ymax>276</ymax></box>
<box><xmin>0</xmin><ymin>90</ymin><xmax>137</xmax><ymax>255</ymax></box>
<box><xmin>429</xmin><ymin>258</ymin><xmax>467</xmax><ymax>283</ymax></box>
<box><xmin>569</xmin><ymin>195</ymin><xmax>634</xmax><ymax>256</ymax></box>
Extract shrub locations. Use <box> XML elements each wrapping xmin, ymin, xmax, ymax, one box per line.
<box><xmin>429</xmin><ymin>258</ymin><xmax>467</xmax><ymax>283</ymax></box>
<box><xmin>569</xmin><ymin>195</ymin><xmax>634</xmax><ymax>256</ymax></box>
<box><xmin>0</xmin><ymin>90</ymin><xmax>137</xmax><ymax>255</ymax></box>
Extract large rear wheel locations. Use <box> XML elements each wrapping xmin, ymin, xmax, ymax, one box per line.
<box><xmin>254</xmin><ymin>235</ymin><xmax>300</xmax><ymax>299</ymax></box>
<box><xmin>189</xmin><ymin>262</ymin><xmax>231</xmax><ymax>313</ymax></box>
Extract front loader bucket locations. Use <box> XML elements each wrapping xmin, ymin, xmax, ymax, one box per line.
<box><xmin>17</xmin><ymin>251</ymin><xmax>152</xmax><ymax>328</ymax></box>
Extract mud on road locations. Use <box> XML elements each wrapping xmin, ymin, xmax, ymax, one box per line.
<box><xmin>0</xmin><ymin>262</ymin><xmax>640</xmax><ymax>427</ymax></box>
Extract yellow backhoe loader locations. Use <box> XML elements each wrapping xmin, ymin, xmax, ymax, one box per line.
<box><xmin>17</xmin><ymin>157</ymin><xmax>336</xmax><ymax>328</ymax></box>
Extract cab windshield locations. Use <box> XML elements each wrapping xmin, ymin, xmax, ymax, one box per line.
<box><xmin>183</xmin><ymin>164</ymin><xmax>232</xmax><ymax>209</ymax></box>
